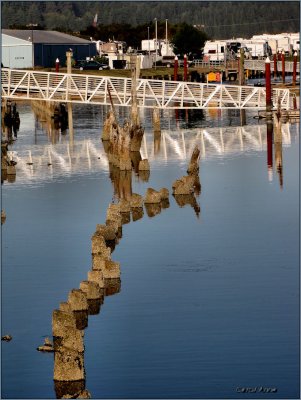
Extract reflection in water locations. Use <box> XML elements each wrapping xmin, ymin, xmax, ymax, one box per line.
<box><xmin>266</xmin><ymin>123</ymin><xmax>274</xmax><ymax>182</ymax></box>
<box><xmin>51</xmin><ymin>155</ymin><xmax>177</xmax><ymax>397</ymax></box>
<box><xmin>5</xmin><ymin>114</ymin><xmax>297</xmax><ymax>192</ymax></box>
<box><xmin>2</xmin><ymin>103</ymin><xmax>299</xmax><ymax>398</ymax></box>
<box><xmin>274</xmin><ymin>124</ymin><xmax>283</xmax><ymax>189</ymax></box>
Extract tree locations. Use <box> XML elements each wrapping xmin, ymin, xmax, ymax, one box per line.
<box><xmin>172</xmin><ymin>23</ymin><xmax>208</xmax><ymax>58</ymax></box>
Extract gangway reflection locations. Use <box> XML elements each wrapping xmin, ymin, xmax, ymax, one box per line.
<box><xmin>4</xmin><ymin>123</ymin><xmax>298</xmax><ymax>190</ymax></box>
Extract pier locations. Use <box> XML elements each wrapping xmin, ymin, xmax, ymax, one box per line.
<box><xmin>1</xmin><ymin>68</ymin><xmax>291</xmax><ymax>110</ymax></box>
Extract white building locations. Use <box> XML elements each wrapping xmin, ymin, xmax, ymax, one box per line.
<box><xmin>2</xmin><ymin>33</ymin><xmax>32</xmax><ymax>68</ymax></box>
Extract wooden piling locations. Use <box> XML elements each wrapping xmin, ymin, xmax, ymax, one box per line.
<box><xmin>239</xmin><ymin>48</ymin><xmax>245</xmax><ymax>86</ymax></box>
<box><xmin>293</xmin><ymin>51</ymin><xmax>297</xmax><ymax>86</ymax></box>
<box><xmin>281</xmin><ymin>51</ymin><xmax>285</xmax><ymax>84</ymax></box>
<box><xmin>174</xmin><ymin>56</ymin><xmax>178</xmax><ymax>81</ymax></box>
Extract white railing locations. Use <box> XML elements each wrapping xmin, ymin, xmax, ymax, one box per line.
<box><xmin>193</xmin><ymin>59</ymin><xmax>300</xmax><ymax>72</ymax></box>
<box><xmin>1</xmin><ymin>68</ymin><xmax>291</xmax><ymax>110</ymax></box>
<box><xmin>244</xmin><ymin>60</ymin><xmax>300</xmax><ymax>73</ymax></box>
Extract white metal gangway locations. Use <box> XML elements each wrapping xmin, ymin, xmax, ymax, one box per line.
<box><xmin>1</xmin><ymin>68</ymin><xmax>291</xmax><ymax>110</ymax></box>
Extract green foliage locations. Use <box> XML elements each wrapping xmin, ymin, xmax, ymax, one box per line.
<box><xmin>1</xmin><ymin>1</ymin><xmax>300</xmax><ymax>40</ymax></box>
<box><xmin>172</xmin><ymin>23</ymin><xmax>208</xmax><ymax>57</ymax></box>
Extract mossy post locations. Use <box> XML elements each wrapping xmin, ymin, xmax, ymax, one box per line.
<box><xmin>130</xmin><ymin>55</ymin><xmax>139</xmax><ymax>126</ymax></box>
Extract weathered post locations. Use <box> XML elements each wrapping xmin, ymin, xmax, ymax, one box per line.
<box><xmin>292</xmin><ymin>51</ymin><xmax>297</xmax><ymax>86</ymax></box>
<box><xmin>239</xmin><ymin>48</ymin><xmax>245</xmax><ymax>85</ymax></box>
<box><xmin>173</xmin><ymin>56</ymin><xmax>178</xmax><ymax>81</ymax></box>
<box><xmin>130</xmin><ymin>55</ymin><xmax>139</xmax><ymax>126</ymax></box>
<box><xmin>66</xmin><ymin>50</ymin><xmax>73</xmax><ymax>101</ymax></box>
<box><xmin>183</xmin><ymin>54</ymin><xmax>188</xmax><ymax>81</ymax></box>
<box><xmin>281</xmin><ymin>50</ymin><xmax>285</xmax><ymax>84</ymax></box>
<box><xmin>66</xmin><ymin>50</ymin><xmax>73</xmax><ymax>75</ymax></box>
<box><xmin>265</xmin><ymin>57</ymin><xmax>272</xmax><ymax>122</ymax></box>
<box><xmin>55</xmin><ymin>58</ymin><xmax>60</xmax><ymax>73</ymax></box>
<box><xmin>273</xmin><ymin>53</ymin><xmax>277</xmax><ymax>79</ymax></box>
<box><xmin>66</xmin><ymin>51</ymin><xmax>73</xmax><ymax>141</ymax></box>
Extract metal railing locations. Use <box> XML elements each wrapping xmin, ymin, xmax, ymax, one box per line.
<box><xmin>244</xmin><ymin>60</ymin><xmax>300</xmax><ymax>72</ymax></box>
<box><xmin>193</xmin><ymin>59</ymin><xmax>300</xmax><ymax>73</ymax></box>
<box><xmin>1</xmin><ymin>68</ymin><xmax>291</xmax><ymax>110</ymax></box>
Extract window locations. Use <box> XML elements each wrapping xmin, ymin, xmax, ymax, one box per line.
<box><xmin>208</xmin><ymin>50</ymin><xmax>216</xmax><ymax>54</ymax></box>
<box><xmin>221</xmin><ymin>46</ymin><xmax>224</xmax><ymax>53</ymax></box>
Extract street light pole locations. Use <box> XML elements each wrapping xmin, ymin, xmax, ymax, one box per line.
<box><xmin>147</xmin><ymin>26</ymin><xmax>150</xmax><ymax>57</ymax></box>
<box><xmin>154</xmin><ymin>18</ymin><xmax>157</xmax><ymax>69</ymax></box>
<box><xmin>165</xmin><ymin>19</ymin><xmax>168</xmax><ymax>56</ymax></box>
<box><xmin>32</xmin><ymin>26</ymin><xmax>34</xmax><ymax>70</ymax></box>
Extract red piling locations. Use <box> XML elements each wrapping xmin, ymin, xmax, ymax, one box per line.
<box><xmin>183</xmin><ymin>54</ymin><xmax>188</xmax><ymax>81</ymax></box>
<box><xmin>173</xmin><ymin>56</ymin><xmax>178</xmax><ymax>81</ymax></box>
<box><xmin>55</xmin><ymin>58</ymin><xmax>60</xmax><ymax>73</ymax></box>
<box><xmin>265</xmin><ymin>57</ymin><xmax>272</xmax><ymax>120</ymax></box>
<box><xmin>281</xmin><ymin>51</ymin><xmax>285</xmax><ymax>84</ymax></box>
<box><xmin>292</xmin><ymin>51</ymin><xmax>297</xmax><ymax>86</ymax></box>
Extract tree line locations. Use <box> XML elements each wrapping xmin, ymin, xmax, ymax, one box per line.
<box><xmin>2</xmin><ymin>1</ymin><xmax>299</xmax><ymax>40</ymax></box>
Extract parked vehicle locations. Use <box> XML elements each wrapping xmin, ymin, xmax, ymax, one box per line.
<box><xmin>203</xmin><ymin>40</ymin><xmax>251</xmax><ymax>62</ymax></box>
<box><xmin>74</xmin><ymin>60</ymin><xmax>110</xmax><ymax>70</ymax></box>
<box><xmin>203</xmin><ymin>40</ymin><xmax>227</xmax><ymax>62</ymax></box>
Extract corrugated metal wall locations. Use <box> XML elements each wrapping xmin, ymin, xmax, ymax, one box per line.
<box><xmin>2</xmin><ymin>45</ymin><xmax>33</xmax><ymax>68</ymax></box>
<box><xmin>2</xmin><ymin>34</ymin><xmax>33</xmax><ymax>68</ymax></box>
<box><xmin>35</xmin><ymin>43</ymin><xmax>97</xmax><ymax>67</ymax></box>
<box><xmin>2</xmin><ymin>34</ymin><xmax>97</xmax><ymax>68</ymax></box>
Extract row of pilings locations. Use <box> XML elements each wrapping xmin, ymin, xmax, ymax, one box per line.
<box><xmin>50</xmin><ymin>95</ymin><xmax>201</xmax><ymax>396</ymax></box>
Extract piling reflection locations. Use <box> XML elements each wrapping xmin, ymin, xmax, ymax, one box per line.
<box><xmin>51</xmin><ymin>180</ymin><xmax>176</xmax><ymax>397</ymax></box>
<box><xmin>266</xmin><ymin>122</ymin><xmax>274</xmax><ymax>182</ymax></box>
<box><xmin>274</xmin><ymin>123</ymin><xmax>283</xmax><ymax>189</ymax></box>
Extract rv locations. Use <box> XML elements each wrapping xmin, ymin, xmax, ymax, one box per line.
<box><xmin>244</xmin><ymin>40</ymin><xmax>272</xmax><ymax>59</ymax></box>
<box><xmin>203</xmin><ymin>40</ymin><xmax>227</xmax><ymax>61</ymax></box>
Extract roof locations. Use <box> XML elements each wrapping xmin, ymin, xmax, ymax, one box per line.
<box><xmin>2</xmin><ymin>29</ymin><xmax>92</xmax><ymax>45</ymax></box>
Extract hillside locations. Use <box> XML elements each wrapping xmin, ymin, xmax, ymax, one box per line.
<box><xmin>1</xmin><ymin>1</ymin><xmax>299</xmax><ymax>39</ymax></box>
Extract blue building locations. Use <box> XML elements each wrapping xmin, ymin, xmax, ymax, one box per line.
<box><xmin>2</xmin><ymin>29</ymin><xmax>97</xmax><ymax>68</ymax></box>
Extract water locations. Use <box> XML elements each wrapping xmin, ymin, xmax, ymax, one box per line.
<box><xmin>1</xmin><ymin>103</ymin><xmax>299</xmax><ymax>399</ymax></box>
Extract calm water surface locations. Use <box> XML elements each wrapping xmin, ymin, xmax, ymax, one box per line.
<box><xmin>1</xmin><ymin>103</ymin><xmax>299</xmax><ymax>399</ymax></box>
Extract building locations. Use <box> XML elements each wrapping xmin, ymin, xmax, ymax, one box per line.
<box><xmin>2</xmin><ymin>29</ymin><xmax>97</xmax><ymax>68</ymax></box>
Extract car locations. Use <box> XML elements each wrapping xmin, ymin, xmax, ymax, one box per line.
<box><xmin>74</xmin><ymin>60</ymin><xmax>110</xmax><ymax>71</ymax></box>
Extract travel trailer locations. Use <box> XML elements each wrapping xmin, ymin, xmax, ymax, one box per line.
<box><xmin>203</xmin><ymin>40</ymin><xmax>227</xmax><ymax>61</ymax></box>
<box><xmin>203</xmin><ymin>40</ymin><xmax>251</xmax><ymax>61</ymax></box>
<box><xmin>243</xmin><ymin>40</ymin><xmax>272</xmax><ymax>59</ymax></box>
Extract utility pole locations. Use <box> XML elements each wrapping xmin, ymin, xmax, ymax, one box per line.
<box><xmin>154</xmin><ymin>18</ymin><xmax>157</xmax><ymax>69</ymax></box>
<box><xmin>165</xmin><ymin>19</ymin><xmax>168</xmax><ymax>56</ymax></box>
<box><xmin>147</xmin><ymin>26</ymin><xmax>150</xmax><ymax>57</ymax></box>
